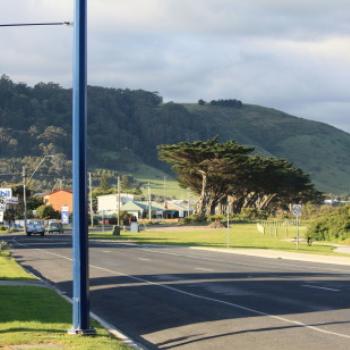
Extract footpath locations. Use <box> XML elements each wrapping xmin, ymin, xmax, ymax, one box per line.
<box><xmin>191</xmin><ymin>246</ymin><xmax>350</xmax><ymax>266</ymax></box>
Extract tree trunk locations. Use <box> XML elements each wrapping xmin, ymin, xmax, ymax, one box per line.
<box><xmin>195</xmin><ymin>171</ymin><xmax>209</xmax><ymax>220</ymax></box>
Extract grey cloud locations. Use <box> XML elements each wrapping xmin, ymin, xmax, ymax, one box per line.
<box><xmin>1</xmin><ymin>0</ymin><xmax>350</xmax><ymax>132</ymax></box>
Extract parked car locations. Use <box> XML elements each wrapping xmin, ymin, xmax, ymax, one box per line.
<box><xmin>46</xmin><ymin>222</ymin><xmax>64</xmax><ymax>234</ymax></box>
<box><xmin>26</xmin><ymin>222</ymin><xmax>45</xmax><ymax>236</ymax></box>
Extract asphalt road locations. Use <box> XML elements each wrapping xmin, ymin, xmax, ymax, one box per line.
<box><xmin>6</xmin><ymin>234</ymin><xmax>350</xmax><ymax>350</ymax></box>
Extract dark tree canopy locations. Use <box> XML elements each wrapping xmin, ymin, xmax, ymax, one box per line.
<box><xmin>159</xmin><ymin>138</ymin><xmax>321</xmax><ymax>218</ymax></box>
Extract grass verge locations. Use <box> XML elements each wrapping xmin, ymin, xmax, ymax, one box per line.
<box><xmin>0</xmin><ymin>252</ymin><xmax>35</xmax><ymax>280</ymax></box>
<box><xmin>0</xmin><ymin>252</ymin><xmax>129</xmax><ymax>350</ymax></box>
<box><xmin>89</xmin><ymin>223</ymin><xmax>339</xmax><ymax>255</ymax></box>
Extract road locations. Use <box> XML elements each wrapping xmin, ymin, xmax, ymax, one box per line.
<box><xmin>6</xmin><ymin>234</ymin><xmax>350</xmax><ymax>349</ymax></box>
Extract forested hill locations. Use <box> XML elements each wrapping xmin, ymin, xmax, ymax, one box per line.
<box><xmin>1</xmin><ymin>75</ymin><xmax>350</xmax><ymax>193</ymax></box>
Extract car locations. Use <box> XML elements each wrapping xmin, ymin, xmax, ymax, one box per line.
<box><xmin>26</xmin><ymin>222</ymin><xmax>45</xmax><ymax>236</ymax></box>
<box><xmin>46</xmin><ymin>222</ymin><xmax>64</xmax><ymax>234</ymax></box>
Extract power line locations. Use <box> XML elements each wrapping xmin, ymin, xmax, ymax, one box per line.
<box><xmin>0</xmin><ymin>22</ymin><xmax>72</xmax><ymax>27</ymax></box>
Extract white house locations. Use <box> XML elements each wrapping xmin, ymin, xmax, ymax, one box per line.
<box><xmin>97</xmin><ymin>193</ymin><xmax>134</xmax><ymax>215</ymax></box>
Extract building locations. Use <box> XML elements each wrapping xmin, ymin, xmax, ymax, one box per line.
<box><xmin>120</xmin><ymin>201</ymin><xmax>164</xmax><ymax>219</ymax></box>
<box><xmin>97</xmin><ymin>193</ymin><xmax>135</xmax><ymax>216</ymax></box>
<box><xmin>164</xmin><ymin>200</ymin><xmax>194</xmax><ymax>218</ymax></box>
<box><xmin>43</xmin><ymin>190</ymin><xmax>73</xmax><ymax>213</ymax></box>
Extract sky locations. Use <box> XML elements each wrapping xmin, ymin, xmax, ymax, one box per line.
<box><xmin>1</xmin><ymin>0</ymin><xmax>350</xmax><ymax>131</ymax></box>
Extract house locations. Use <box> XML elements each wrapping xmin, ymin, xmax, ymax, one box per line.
<box><xmin>43</xmin><ymin>190</ymin><xmax>73</xmax><ymax>213</ymax></box>
<box><xmin>164</xmin><ymin>200</ymin><xmax>194</xmax><ymax>218</ymax></box>
<box><xmin>97</xmin><ymin>193</ymin><xmax>135</xmax><ymax>216</ymax></box>
<box><xmin>120</xmin><ymin>201</ymin><xmax>164</xmax><ymax>219</ymax></box>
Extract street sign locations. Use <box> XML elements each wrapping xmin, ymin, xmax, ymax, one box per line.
<box><xmin>61</xmin><ymin>206</ymin><xmax>70</xmax><ymax>225</ymax></box>
<box><xmin>292</xmin><ymin>204</ymin><xmax>302</xmax><ymax>218</ymax></box>
<box><xmin>0</xmin><ymin>188</ymin><xmax>12</xmax><ymax>199</ymax></box>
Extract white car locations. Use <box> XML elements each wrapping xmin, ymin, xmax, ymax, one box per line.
<box><xmin>26</xmin><ymin>222</ymin><xmax>45</xmax><ymax>236</ymax></box>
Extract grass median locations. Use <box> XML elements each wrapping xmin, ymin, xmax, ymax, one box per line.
<box><xmin>0</xmin><ymin>252</ymin><xmax>129</xmax><ymax>350</ymax></box>
<box><xmin>89</xmin><ymin>223</ymin><xmax>338</xmax><ymax>255</ymax></box>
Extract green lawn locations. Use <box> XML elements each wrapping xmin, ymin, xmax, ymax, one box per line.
<box><xmin>0</xmin><ymin>252</ymin><xmax>129</xmax><ymax>350</ymax></box>
<box><xmin>0</xmin><ymin>253</ymin><xmax>34</xmax><ymax>280</ymax></box>
<box><xmin>0</xmin><ymin>286</ymin><xmax>128</xmax><ymax>350</ymax></box>
<box><xmin>90</xmin><ymin>223</ymin><xmax>337</xmax><ymax>255</ymax></box>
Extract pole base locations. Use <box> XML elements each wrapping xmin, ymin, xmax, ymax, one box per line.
<box><xmin>68</xmin><ymin>327</ymin><xmax>96</xmax><ymax>336</ymax></box>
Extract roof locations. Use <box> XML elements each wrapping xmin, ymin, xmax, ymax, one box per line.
<box><xmin>121</xmin><ymin>200</ymin><xmax>164</xmax><ymax>212</ymax></box>
<box><xmin>43</xmin><ymin>189</ymin><xmax>72</xmax><ymax>196</ymax></box>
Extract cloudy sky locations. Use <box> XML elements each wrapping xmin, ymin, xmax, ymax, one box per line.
<box><xmin>1</xmin><ymin>0</ymin><xmax>350</xmax><ymax>131</ymax></box>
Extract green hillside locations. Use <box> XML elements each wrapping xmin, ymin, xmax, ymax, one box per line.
<box><xmin>0</xmin><ymin>75</ymin><xmax>349</xmax><ymax>194</ymax></box>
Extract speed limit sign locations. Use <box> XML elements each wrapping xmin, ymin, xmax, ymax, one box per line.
<box><xmin>292</xmin><ymin>204</ymin><xmax>302</xmax><ymax>218</ymax></box>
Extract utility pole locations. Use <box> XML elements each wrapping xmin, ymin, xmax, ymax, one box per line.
<box><xmin>88</xmin><ymin>172</ymin><xmax>94</xmax><ymax>228</ymax></box>
<box><xmin>163</xmin><ymin>176</ymin><xmax>166</xmax><ymax>202</ymax></box>
<box><xmin>148</xmin><ymin>182</ymin><xmax>152</xmax><ymax>221</ymax></box>
<box><xmin>187</xmin><ymin>189</ymin><xmax>190</xmax><ymax>217</ymax></box>
<box><xmin>117</xmin><ymin>176</ymin><xmax>121</xmax><ymax>226</ymax></box>
<box><xmin>70</xmin><ymin>0</ymin><xmax>94</xmax><ymax>335</ymax></box>
<box><xmin>22</xmin><ymin>166</ymin><xmax>27</xmax><ymax>235</ymax></box>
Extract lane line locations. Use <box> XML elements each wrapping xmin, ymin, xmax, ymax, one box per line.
<box><xmin>302</xmin><ymin>284</ymin><xmax>340</xmax><ymax>292</ymax></box>
<box><xmin>12</xmin><ymin>238</ymin><xmax>350</xmax><ymax>340</ymax></box>
<box><xmin>102</xmin><ymin>250</ymin><xmax>112</xmax><ymax>253</ymax></box>
<box><xmin>138</xmin><ymin>258</ymin><xmax>151</xmax><ymax>262</ymax></box>
<box><xmin>195</xmin><ymin>267</ymin><xmax>214</xmax><ymax>272</ymax></box>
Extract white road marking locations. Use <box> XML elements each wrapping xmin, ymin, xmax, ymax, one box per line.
<box><xmin>302</xmin><ymin>284</ymin><xmax>340</xmax><ymax>292</ymax></box>
<box><xmin>102</xmin><ymin>250</ymin><xmax>112</xmax><ymax>253</ymax></box>
<box><xmin>12</xmin><ymin>238</ymin><xmax>350</xmax><ymax>340</ymax></box>
<box><xmin>138</xmin><ymin>257</ymin><xmax>151</xmax><ymax>262</ymax></box>
<box><xmin>195</xmin><ymin>267</ymin><xmax>214</xmax><ymax>272</ymax></box>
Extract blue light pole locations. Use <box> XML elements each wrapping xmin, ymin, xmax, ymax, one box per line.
<box><xmin>69</xmin><ymin>0</ymin><xmax>94</xmax><ymax>335</ymax></box>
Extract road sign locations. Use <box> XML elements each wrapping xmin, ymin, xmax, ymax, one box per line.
<box><xmin>0</xmin><ymin>188</ymin><xmax>12</xmax><ymax>199</ymax></box>
<box><xmin>61</xmin><ymin>206</ymin><xmax>70</xmax><ymax>225</ymax></box>
<box><xmin>292</xmin><ymin>204</ymin><xmax>302</xmax><ymax>218</ymax></box>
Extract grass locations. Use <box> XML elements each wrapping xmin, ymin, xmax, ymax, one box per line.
<box><xmin>89</xmin><ymin>223</ymin><xmax>338</xmax><ymax>255</ymax></box>
<box><xmin>0</xmin><ymin>286</ymin><xmax>128</xmax><ymax>350</ymax></box>
<box><xmin>137</xmin><ymin>177</ymin><xmax>195</xmax><ymax>200</ymax></box>
<box><xmin>0</xmin><ymin>252</ymin><xmax>34</xmax><ymax>280</ymax></box>
<box><xmin>0</xmin><ymin>252</ymin><xmax>129</xmax><ymax>350</ymax></box>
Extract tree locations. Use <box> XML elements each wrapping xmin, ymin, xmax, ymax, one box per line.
<box><xmin>159</xmin><ymin>138</ymin><xmax>321</xmax><ymax>218</ymax></box>
<box><xmin>36</xmin><ymin>205</ymin><xmax>60</xmax><ymax>219</ymax></box>
<box><xmin>99</xmin><ymin>173</ymin><xmax>111</xmax><ymax>192</ymax></box>
<box><xmin>158</xmin><ymin>138</ymin><xmax>253</xmax><ymax>218</ymax></box>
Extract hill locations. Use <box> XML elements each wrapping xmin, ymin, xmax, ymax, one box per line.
<box><xmin>0</xmin><ymin>75</ymin><xmax>349</xmax><ymax>194</ymax></box>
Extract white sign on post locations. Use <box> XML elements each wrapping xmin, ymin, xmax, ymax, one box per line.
<box><xmin>0</xmin><ymin>188</ymin><xmax>12</xmax><ymax>199</ymax></box>
<box><xmin>292</xmin><ymin>204</ymin><xmax>302</xmax><ymax>218</ymax></box>
<box><xmin>61</xmin><ymin>206</ymin><xmax>70</xmax><ymax>225</ymax></box>
<box><xmin>0</xmin><ymin>211</ymin><xmax>4</xmax><ymax>224</ymax></box>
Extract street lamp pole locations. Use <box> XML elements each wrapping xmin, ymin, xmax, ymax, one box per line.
<box><xmin>70</xmin><ymin>0</ymin><xmax>94</xmax><ymax>335</ymax></box>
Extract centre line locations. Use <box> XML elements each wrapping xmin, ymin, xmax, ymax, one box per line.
<box><xmin>195</xmin><ymin>267</ymin><xmax>214</xmax><ymax>272</ymax></box>
<box><xmin>302</xmin><ymin>284</ymin><xmax>340</xmax><ymax>292</ymax></box>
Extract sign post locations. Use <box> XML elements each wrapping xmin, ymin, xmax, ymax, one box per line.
<box><xmin>291</xmin><ymin>204</ymin><xmax>302</xmax><ymax>250</ymax></box>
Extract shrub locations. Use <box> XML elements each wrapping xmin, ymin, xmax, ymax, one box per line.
<box><xmin>307</xmin><ymin>205</ymin><xmax>350</xmax><ymax>241</ymax></box>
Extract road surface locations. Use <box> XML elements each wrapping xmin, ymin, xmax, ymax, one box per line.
<box><xmin>6</xmin><ymin>234</ymin><xmax>350</xmax><ymax>349</ymax></box>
